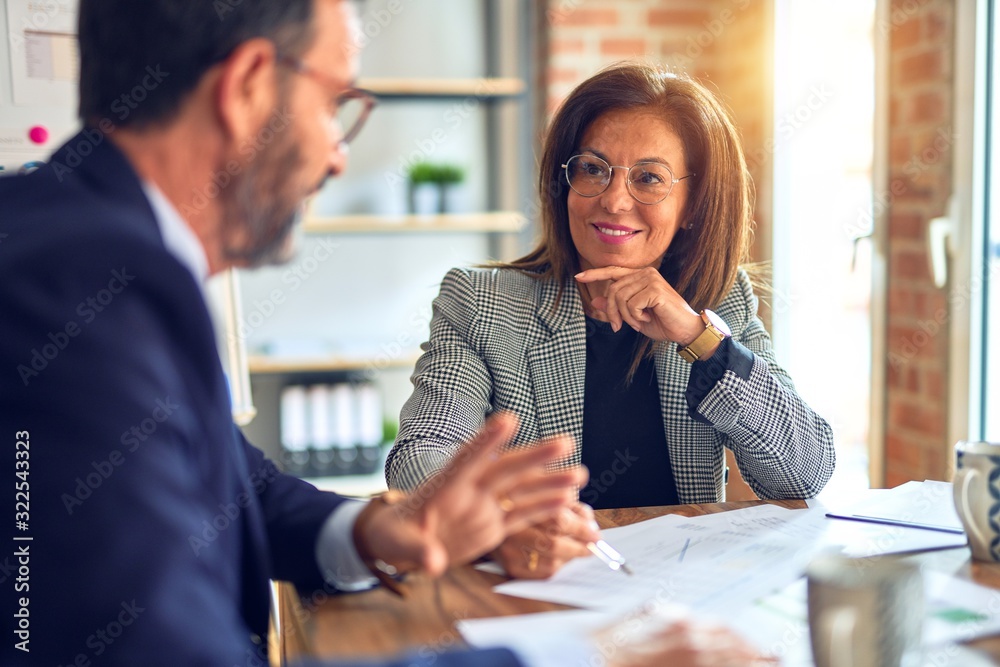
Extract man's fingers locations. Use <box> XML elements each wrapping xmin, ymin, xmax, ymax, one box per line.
<box><xmin>478</xmin><ymin>434</ymin><xmax>577</xmax><ymax>490</ymax></box>
<box><xmin>501</xmin><ymin>485</ymin><xmax>581</xmax><ymax>534</ymax></box>
<box><xmin>441</xmin><ymin>411</ymin><xmax>519</xmax><ymax>480</ymax></box>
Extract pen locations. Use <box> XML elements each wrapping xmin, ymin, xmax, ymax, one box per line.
<box><xmin>588</xmin><ymin>538</ymin><xmax>633</xmax><ymax>575</ymax></box>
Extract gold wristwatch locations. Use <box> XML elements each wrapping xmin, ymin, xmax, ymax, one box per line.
<box><xmin>677</xmin><ymin>309</ymin><xmax>731</xmax><ymax>363</ymax></box>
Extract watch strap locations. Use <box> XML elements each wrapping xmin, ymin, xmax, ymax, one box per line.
<box><xmin>678</xmin><ymin>311</ymin><xmax>729</xmax><ymax>363</ymax></box>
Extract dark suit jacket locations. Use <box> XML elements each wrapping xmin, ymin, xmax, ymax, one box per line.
<box><xmin>0</xmin><ymin>131</ymin><xmax>520</xmax><ymax>667</ymax></box>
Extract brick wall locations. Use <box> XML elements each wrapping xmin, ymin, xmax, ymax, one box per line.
<box><xmin>882</xmin><ymin>0</ymin><xmax>954</xmax><ymax>486</ymax></box>
<box><xmin>542</xmin><ymin>1</ymin><xmax>715</xmax><ymax>117</ymax></box>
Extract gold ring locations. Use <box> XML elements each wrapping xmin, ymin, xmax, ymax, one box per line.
<box><xmin>527</xmin><ymin>550</ymin><xmax>539</xmax><ymax>572</ymax></box>
<box><xmin>498</xmin><ymin>495</ymin><xmax>515</xmax><ymax>513</ymax></box>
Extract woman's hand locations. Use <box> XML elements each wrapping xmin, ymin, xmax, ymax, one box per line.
<box><xmin>576</xmin><ymin>266</ymin><xmax>704</xmax><ymax>344</ymax></box>
<box><xmin>491</xmin><ymin>503</ymin><xmax>601</xmax><ymax>579</ymax></box>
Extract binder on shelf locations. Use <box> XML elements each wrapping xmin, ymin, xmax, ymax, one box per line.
<box><xmin>355</xmin><ymin>383</ymin><xmax>383</xmax><ymax>475</ymax></box>
<box><xmin>279</xmin><ymin>381</ymin><xmax>387</xmax><ymax>479</ymax></box>
<box><xmin>329</xmin><ymin>384</ymin><xmax>358</xmax><ymax>475</ymax></box>
<box><xmin>308</xmin><ymin>384</ymin><xmax>335</xmax><ymax>477</ymax></box>
<box><xmin>279</xmin><ymin>385</ymin><xmax>310</xmax><ymax>477</ymax></box>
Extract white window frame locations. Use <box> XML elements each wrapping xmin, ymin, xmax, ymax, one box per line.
<box><xmin>949</xmin><ymin>0</ymin><xmax>990</xmax><ymax>450</ymax></box>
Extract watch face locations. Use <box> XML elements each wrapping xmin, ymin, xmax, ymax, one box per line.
<box><xmin>703</xmin><ymin>309</ymin><xmax>732</xmax><ymax>337</ymax></box>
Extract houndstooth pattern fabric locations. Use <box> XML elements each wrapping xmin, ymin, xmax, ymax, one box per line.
<box><xmin>385</xmin><ymin>267</ymin><xmax>836</xmax><ymax>503</ymax></box>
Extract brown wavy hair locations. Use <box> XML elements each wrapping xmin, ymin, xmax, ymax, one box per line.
<box><xmin>501</xmin><ymin>62</ymin><xmax>755</xmax><ymax>314</ymax></box>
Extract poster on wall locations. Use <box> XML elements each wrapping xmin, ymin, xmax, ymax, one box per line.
<box><xmin>5</xmin><ymin>0</ymin><xmax>79</xmax><ymax>107</ymax></box>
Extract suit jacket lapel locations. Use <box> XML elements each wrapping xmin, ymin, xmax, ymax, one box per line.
<box><xmin>526</xmin><ymin>279</ymin><xmax>587</xmax><ymax>463</ymax></box>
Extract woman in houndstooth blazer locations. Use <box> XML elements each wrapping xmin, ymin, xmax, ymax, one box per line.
<box><xmin>386</xmin><ymin>63</ymin><xmax>835</xmax><ymax>579</ymax></box>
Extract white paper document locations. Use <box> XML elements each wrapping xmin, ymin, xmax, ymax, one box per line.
<box><xmin>494</xmin><ymin>505</ymin><xmax>833</xmax><ymax>613</ymax></box>
<box><xmin>824</xmin><ymin>480</ymin><xmax>965</xmax><ymax>534</ymax></box>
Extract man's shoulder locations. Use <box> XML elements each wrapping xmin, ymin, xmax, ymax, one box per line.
<box><xmin>0</xmin><ymin>164</ymin><xmax>166</xmax><ymax>275</ymax></box>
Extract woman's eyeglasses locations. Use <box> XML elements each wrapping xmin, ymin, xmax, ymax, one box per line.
<box><xmin>562</xmin><ymin>154</ymin><xmax>694</xmax><ymax>205</ymax></box>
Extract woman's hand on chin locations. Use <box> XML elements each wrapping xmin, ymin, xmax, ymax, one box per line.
<box><xmin>576</xmin><ymin>266</ymin><xmax>703</xmax><ymax>344</ymax></box>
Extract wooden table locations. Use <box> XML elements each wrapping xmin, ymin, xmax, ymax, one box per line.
<box><xmin>273</xmin><ymin>500</ymin><xmax>1000</xmax><ymax>664</ymax></box>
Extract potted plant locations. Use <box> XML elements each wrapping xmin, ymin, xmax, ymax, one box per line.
<box><xmin>407</xmin><ymin>161</ymin><xmax>441</xmax><ymax>215</ymax></box>
<box><xmin>406</xmin><ymin>162</ymin><xmax>467</xmax><ymax>214</ymax></box>
<box><xmin>435</xmin><ymin>163</ymin><xmax>466</xmax><ymax>213</ymax></box>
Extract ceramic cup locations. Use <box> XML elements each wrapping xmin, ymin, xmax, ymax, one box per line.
<box><xmin>806</xmin><ymin>552</ymin><xmax>923</xmax><ymax>667</ymax></box>
<box><xmin>953</xmin><ymin>440</ymin><xmax>1000</xmax><ymax>562</ymax></box>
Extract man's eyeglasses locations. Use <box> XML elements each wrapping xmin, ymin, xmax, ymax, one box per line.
<box><xmin>277</xmin><ymin>55</ymin><xmax>376</xmax><ymax>146</ymax></box>
<box><xmin>562</xmin><ymin>154</ymin><xmax>695</xmax><ymax>205</ymax></box>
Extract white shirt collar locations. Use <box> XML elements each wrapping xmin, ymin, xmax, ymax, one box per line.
<box><xmin>140</xmin><ymin>180</ymin><xmax>210</xmax><ymax>284</ymax></box>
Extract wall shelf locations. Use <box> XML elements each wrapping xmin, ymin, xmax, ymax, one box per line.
<box><xmin>358</xmin><ymin>77</ymin><xmax>525</xmax><ymax>99</ymax></box>
<box><xmin>248</xmin><ymin>354</ymin><xmax>420</xmax><ymax>375</ymax></box>
<box><xmin>304</xmin><ymin>212</ymin><xmax>526</xmax><ymax>235</ymax></box>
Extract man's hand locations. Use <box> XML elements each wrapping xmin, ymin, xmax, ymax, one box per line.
<box><xmin>355</xmin><ymin>412</ymin><xmax>587</xmax><ymax>577</ymax></box>
<box><xmin>492</xmin><ymin>503</ymin><xmax>600</xmax><ymax>579</ymax></box>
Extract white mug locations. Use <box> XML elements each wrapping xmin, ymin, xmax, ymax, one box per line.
<box><xmin>953</xmin><ymin>440</ymin><xmax>1000</xmax><ymax>562</ymax></box>
<box><xmin>806</xmin><ymin>552</ymin><xmax>923</xmax><ymax>667</ymax></box>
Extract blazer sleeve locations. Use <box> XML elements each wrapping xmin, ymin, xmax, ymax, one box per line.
<box><xmin>690</xmin><ymin>272</ymin><xmax>836</xmax><ymax>499</ymax></box>
<box><xmin>239</xmin><ymin>432</ymin><xmax>345</xmax><ymax>588</ymax></box>
<box><xmin>385</xmin><ymin>268</ymin><xmax>494</xmax><ymax>491</ymax></box>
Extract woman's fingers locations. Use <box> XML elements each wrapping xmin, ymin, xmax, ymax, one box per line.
<box><xmin>578</xmin><ymin>268</ymin><xmax>673</xmax><ymax>334</ymax></box>
<box><xmin>577</xmin><ymin>267</ymin><xmax>700</xmax><ymax>342</ymax></box>
<box><xmin>494</xmin><ymin>512</ymin><xmax>596</xmax><ymax>579</ymax></box>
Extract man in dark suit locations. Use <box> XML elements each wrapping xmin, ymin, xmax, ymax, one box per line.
<box><xmin>0</xmin><ymin>0</ymin><xmax>589</xmax><ymax>664</ymax></box>
<box><xmin>0</xmin><ymin>0</ymin><xmax>770</xmax><ymax>665</ymax></box>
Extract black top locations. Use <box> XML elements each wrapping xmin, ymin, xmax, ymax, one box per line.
<box><xmin>579</xmin><ymin>318</ymin><xmax>679</xmax><ymax>509</ymax></box>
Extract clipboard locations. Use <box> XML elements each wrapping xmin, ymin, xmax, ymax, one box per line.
<box><xmin>823</xmin><ymin>480</ymin><xmax>966</xmax><ymax>535</ymax></box>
